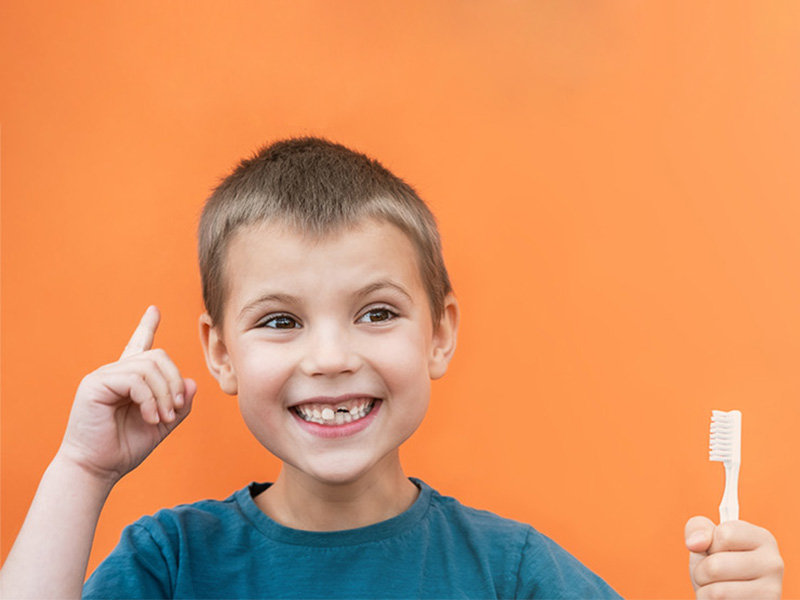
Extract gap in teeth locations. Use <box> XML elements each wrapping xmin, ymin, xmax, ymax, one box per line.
<box><xmin>294</xmin><ymin>399</ymin><xmax>375</xmax><ymax>425</ymax></box>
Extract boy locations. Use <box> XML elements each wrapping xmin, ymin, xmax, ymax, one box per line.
<box><xmin>1</xmin><ymin>138</ymin><xmax>783</xmax><ymax>598</ymax></box>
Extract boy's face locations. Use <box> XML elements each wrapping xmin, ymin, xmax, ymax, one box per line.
<box><xmin>201</xmin><ymin>218</ymin><xmax>458</xmax><ymax>487</ymax></box>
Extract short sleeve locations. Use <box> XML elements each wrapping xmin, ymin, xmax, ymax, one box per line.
<box><xmin>83</xmin><ymin>520</ymin><xmax>175</xmax><ymax>600</ymax></box>
<box><xmin>513</xmin><ymin>528</ymin><xmax>622</xmax><ymax>599</ymax></box>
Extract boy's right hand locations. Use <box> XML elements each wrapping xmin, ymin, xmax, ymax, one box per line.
<box><xmin>686</xmin><ymin>516</ymin><xmax>783</xmax><ymax>599</ymax></box>
<box><xmin>58</xmin><ymin>306</ymin><xmax>196</xmax><ymax>484</ymax></box>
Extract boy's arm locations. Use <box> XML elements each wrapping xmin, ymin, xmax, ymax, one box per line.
<box><xmin>0</xmin><ymin>307</ymin><xmax>195</xmax><ymax>599</ymax></box>
<box><xmin>685</xmin><ymin>516</ymin><xmax>783</xmax><ymax>599</ymax></box>
<box><xmin>0</xmin><ymin>454</ymin><xmax>116</xmax><ymax>599</ymax></box>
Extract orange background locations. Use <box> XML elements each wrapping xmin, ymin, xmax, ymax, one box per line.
<box><xmin>2</xmin><ymin>2</ymin><xmax>800</xmax><ymax>598</ymax></box>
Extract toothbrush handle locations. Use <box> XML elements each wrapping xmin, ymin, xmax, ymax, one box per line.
<box><xmin>719</xmin><ymin>461</ymin><xmax>740</xmax><ymax>522</ymax></box>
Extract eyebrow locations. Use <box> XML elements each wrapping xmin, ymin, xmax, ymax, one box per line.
<box><xmin>237</xmin><ymin>280</ymin><xmax>414</xmax><ymax>321</ymax></box>
<box><xmin>238</xmin><ymin>292</ymin><xmax>301</xmax><ymax>321</ymax></box>
<box><xmin>355</xmin><ymin>279</ymin><xmax>414</xmax><ymax>303</ymax></box>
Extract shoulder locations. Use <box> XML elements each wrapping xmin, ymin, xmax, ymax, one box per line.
<box><xmin>424</xmin><ymin>483</ymin><xmax>532</xmax><ymax>542</ymax></box>
<box><xmin>100</xmin><ymin>486</ymin><xmax>257</xmax><ymax>569</ymax></box>
<box><xmin>83</xmin><ymin>486</ymin><xmax>256</xmax><ymax>599</ymax></box>
<box><xmin>127</xmin><ymin>486</ymin><xmax>250</xmax><ymax>547</ymax></box>
<box><xmin>418</xmin><ymin>480</ymin><xmax>621</xmax><ymax>599</ymax></box>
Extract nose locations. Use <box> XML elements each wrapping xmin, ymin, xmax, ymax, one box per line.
<box><xmin>299</xmin><ymin>322</ymin><xmax>362</xmax><ymax>377</ymax></box>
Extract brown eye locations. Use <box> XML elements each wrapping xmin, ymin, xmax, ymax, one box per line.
<box><xmin>358</xmin><ymin>308</ymin><xmax>397</xmax><ymax>323</ymax></box>
<box><xmin>262</xmin><ymin>315</ymin><xmax>300</xmax><ymax>329</ymax></box>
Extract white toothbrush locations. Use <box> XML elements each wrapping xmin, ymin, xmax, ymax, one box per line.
<box><xmin>709</xmin><ymin>410</ymin><xmax>742</xmax><ymax>522</ymax></box>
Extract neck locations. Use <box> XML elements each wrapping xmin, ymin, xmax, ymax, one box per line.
<box><xmin>255</xmin><ymin>453</ymin><xmax>419</xmax><ymax>531</ymax></box>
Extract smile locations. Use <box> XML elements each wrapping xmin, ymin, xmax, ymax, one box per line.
<box><xmin>292</xmin><ymin>397</ymin><xmax>377</xmax><ymax>426</ymax></box>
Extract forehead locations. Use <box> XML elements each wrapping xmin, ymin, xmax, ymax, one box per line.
<box><xmin>222</xmin><ymin>218</ymin><xmax>425</xmax><ymax>308</ymax></box>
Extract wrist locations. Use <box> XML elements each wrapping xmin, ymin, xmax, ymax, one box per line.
<box><xmin>50</xmin><ymin>447</ymin><xmax>121</xmax><ymax>494</ymax></box>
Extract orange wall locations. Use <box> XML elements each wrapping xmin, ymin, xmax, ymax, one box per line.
<box><xmin>3</xmin><ymin>2</ymin><xmax>800</xmax><ymax>597</ymax></box>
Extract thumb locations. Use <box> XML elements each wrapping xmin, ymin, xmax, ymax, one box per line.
<box><xmin>685</xmin><ymin>515</ymin><xmax>715</xmax><ymax>591</ymax></box>
<box><xmin>685</xmin><ymin>515</ymin><xmax>715</xmax><ymax>553</ymax></box>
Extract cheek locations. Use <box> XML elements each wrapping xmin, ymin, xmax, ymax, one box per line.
<box><xmin>370</xmin><ymin>330</ymin><xmax>432</xmax><ymax>388</ymax></box>
<box><xmin>235</xmin><ymin>347</ymin><xmax>294</xmax><ymax>448</ymax></box>
<box><xmin>234</xmin><ymin>344</ymin><xmax>295</xmax><ymax>404</ymax></box>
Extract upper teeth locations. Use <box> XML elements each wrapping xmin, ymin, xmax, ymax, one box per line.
<box><xmin>295</xmin><ymin>399</ymin><xmax>375</xmax><ymax>426</ymax></box>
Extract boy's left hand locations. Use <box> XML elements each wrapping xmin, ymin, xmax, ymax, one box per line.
<box><xmin>685</xmin><ymin>516</ymin><xmax>783</xmax><ymax>599</ymax></box>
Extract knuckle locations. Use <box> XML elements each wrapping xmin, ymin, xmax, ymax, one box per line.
<box><xmin>714</xmin><ymin>523</ymin><xmax>734</xmax><ymax>546</ymax></box>
<box><xmin>133</xmin><ymin>350</ymin><xmax>154</xmax><ymax>366</ymax></box>
<box><xmin>79</xmin><ymin>372</ymin><xmax>96</xmax><ymax>387</ymax></box>
<box><xmin>140</xmin><ymin>353</ymin><xmax>160</xmax><ymax>369</ymax></box>
<box><xmin>750</xmin><ymin>522</ymin><xmax>775</xmax><ymax>545</ymax></box>
<box><xmin>709</xmin><ymin>588</ymin><xmax>727</xmax><ymax>600</ymax></box>
<box><xmin>702</xmin><ymin>554</ymin><xmax>721</xmax><ymax>581</ymax></box>
<box><xmin>131</xmin><ymin>374</ymin><xmax>151</xmax><ymax>394</ymax></box>
<box><xmin>769</xmin><ymin>554</ymin><xmax>784</xmax><ymax>576</ymax></box>
<box><xmin>702</xmin><ymin>583</ymin><xmax>727</xmax><ymax>600</ymax></box>
<box><xmin>132</xmin><ymin>385</ymin><xmax>155</xmax><ymax>404</ymax></box>
<box><xmin>140</xmin><ymin>359</ymin><xmax>165</xmax><ymax>380</ymax></box>
<box><xmin>765</xmin><ymin>581</ymin><xmax>782</xmax><ymax>599</ymax></box>
<box><xmin>763</xmin><ymin>528</ymin><xmax>779</xmax><ymax>547</ymax></box>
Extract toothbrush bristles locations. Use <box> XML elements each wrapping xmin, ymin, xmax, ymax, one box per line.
<box><xmin>709</xmin><ymin>410</ymin><xmax>741</xmax><ymax>463</ymax></box>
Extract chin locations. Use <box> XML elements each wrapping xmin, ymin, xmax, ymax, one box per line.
<box><xmin>304</xmin><ymin>461</ymin><xmax>374</xmax><ymax>486</ymax></box>
<box><xmin>293</xmin><ymin>448</ymin><xmax>390</xmax><ymax>487</ymax></box>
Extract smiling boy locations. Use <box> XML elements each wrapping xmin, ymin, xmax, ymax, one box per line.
<box><xmin>202</xmin><ymin>218</ymin><xmax>450</xmax><ymax>530</ymax></box>
<box><xmin>0</xmin><ymin>138</ymin><xmax>782</xmax><ymax>598</ymax></box>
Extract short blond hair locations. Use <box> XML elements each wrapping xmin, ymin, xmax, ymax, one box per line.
<box><xmin>198</xmin><ymin>137</ymin><xmax>452</xmax><ymax>327</ymax></box>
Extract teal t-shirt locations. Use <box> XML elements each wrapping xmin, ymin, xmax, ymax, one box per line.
<box><xmin>83</xmin><ymin>479</ymin><xmax>620</xmax><ymax>599</ymax></box>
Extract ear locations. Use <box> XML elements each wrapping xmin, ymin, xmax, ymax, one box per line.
<box><xmin>199</xmin><ymin>313</ymin><xmax>238</xmax><ymax>395</ymax></box>
<box><xmin>428</xmin><ymin>292</ymin><xmax>459</xmax><ymax>380</ymax></box>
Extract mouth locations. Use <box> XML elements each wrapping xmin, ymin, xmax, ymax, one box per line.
<box><xmin>291</xmin><ymin>397</ymin><xmax>378</xmax><ymax>426</ymax></box>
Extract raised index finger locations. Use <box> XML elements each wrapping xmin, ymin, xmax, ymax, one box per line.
<box><xmin>120</xmin><ymin>305</ymin><xmax>161</xmax><ymax>359</ymax></box>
